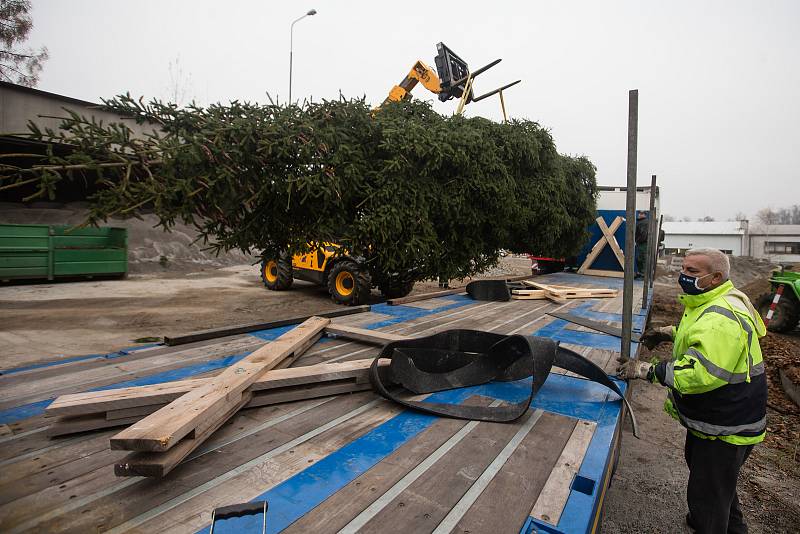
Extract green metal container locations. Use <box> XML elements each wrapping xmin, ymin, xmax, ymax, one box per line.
<box><xmin>0</xmin><ymin>224</ymin><xmax>128</xmax><ymax>281</ymax></box>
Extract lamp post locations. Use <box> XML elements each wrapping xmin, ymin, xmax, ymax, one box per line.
<box><xmin>289</xmin><ymin>9</ymin><xmax>317</xmax><ymax>104</ymax></box>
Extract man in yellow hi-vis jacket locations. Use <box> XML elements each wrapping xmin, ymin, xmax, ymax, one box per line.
<box><xmin>618</xmin><ymin>248</ymin><xmax>767</xmax><ymax>534</ymax></box>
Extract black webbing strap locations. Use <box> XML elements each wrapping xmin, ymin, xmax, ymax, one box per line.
<box><xmin>369</xmin><ymin>329</ymin><xmax>639</xmax><ymax>437</ymax></box>
<box><xmin>466</xmin><ymin>280</ymin><xmax>511</xmax><ymax>301</ymax></box>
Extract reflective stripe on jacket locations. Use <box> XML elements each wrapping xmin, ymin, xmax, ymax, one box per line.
<box><xmin>653</xmin><ymin>280</ymin><xmax>767</xmax><ymax>445</ymax></box>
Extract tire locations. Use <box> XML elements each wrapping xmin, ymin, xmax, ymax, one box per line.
<box><xmin>379</xmin><ymin>278</ymin><xmax>415</xmax><ymax>299</ymax></box>
<box><xmin>260</xmin><ymin>257</ymin><xmax>293</xmax><ymax>290</ymax></box>
<box><xmin>328</xmin><ymin>260</ymin><xmax>371</xmax><ymax>305</ymax></box>
<box><xmin>756</xmin><ymin>292</ymin><xmax>800</xmax><ymax>333</ymax></box>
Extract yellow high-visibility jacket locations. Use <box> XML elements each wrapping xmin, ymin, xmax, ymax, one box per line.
<box><xmin>652</xmin><ymin>280</ymin><xmax>767</xmax><ymax>445</ymax></box>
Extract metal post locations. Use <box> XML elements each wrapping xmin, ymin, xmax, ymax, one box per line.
<box><xmin>288</xmin><ymin>9</ymin><xmax>317</xmax><ymax>104</ymax></box>
<box><xmin>653</xmin><ymin>214</ymin><xmax>663</xmax><ymax>283</ymax></box>
<box><xmin>641</xmin><ymin>174</ymin><xmax>657</xmax><ymax>309</ymax></box>
<box><xmin>620</xmin><ymin>89</ymin><xmax>638</xmax><ymax>362</ymax></box>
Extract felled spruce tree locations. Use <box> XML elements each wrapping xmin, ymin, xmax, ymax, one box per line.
<box><xmin>0</xmin><ymin>95</ymin><xmax>597</xmax><ymax>282</ymax></box>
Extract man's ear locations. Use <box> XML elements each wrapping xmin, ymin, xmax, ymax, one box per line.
<box><xmin>712</xmin><ymin>271</ymin><xmax>725</xmax><ymax>286</ymax></box>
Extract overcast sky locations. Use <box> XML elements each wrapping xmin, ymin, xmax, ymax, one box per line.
<box><xmin>26</xmin><ymin>0</ymin><xmax>800</xmax><ymax>221</ymax></box>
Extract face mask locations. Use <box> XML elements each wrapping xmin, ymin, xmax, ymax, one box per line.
<box><xmin>678</xmin><ymin>272</ymin><xmax>714</xmax><ymax>295</ymax></box>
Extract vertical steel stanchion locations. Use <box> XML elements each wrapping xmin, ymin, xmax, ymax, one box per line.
<box><xmin>620</xmin><ymin>89</ymin><xmax>638</xmax><ymax>362</ymax></box>
<box><xmin>641</xmin><ymin>174</ymin><xmax>657</xmax><ymax>310</ymax></box>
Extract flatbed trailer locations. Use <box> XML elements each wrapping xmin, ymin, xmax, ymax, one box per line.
<box><xmin>0</xmin><ymin>272</ymin><xmax>647</xmax><ymax>534</ymax></box>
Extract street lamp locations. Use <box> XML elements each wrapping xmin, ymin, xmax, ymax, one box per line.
<box><xmin>289</xmin><ymin>9</ymin><xmax>317</xmax><ymax>104</ymax></box>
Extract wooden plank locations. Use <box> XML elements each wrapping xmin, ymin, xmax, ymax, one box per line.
<box><xmin>324</xmin><ymin>324</ymin><xmax>409</xmax><ymax>345</ymax></box>
<box><xmin>163</xmin><ymin>306</ymin><xmax>370</xmax><ymax>346</ymax></box>
<box><xmin>106</xmin><ymin>405</ymin><xmax>161</xmax><ymax>421</ymax></box>
<box><xmin>449</xmin><ymin>412</ymin><xmax>578</xmax><ymax>533</ymax></box>
<box><xmin>4</xmin><ymin>393</ymin><xmax>377</xmax><ymax>533</ymax></box>
<box><xmin>48</xmin><ymin>414</ymin><xmax>142</xmax><ymax>437</ymax></box>
<box><xmin>246</xmin><ymin>380</ymin><xmax>372</xmax><ymax>408</ymax></box>
<box><xmin>116</xmin><ymin>400</ymin><xmax>402</xmax><ymax>534</ymax></box>
<box><xmin>583</xmin><ymin>268</ymin><xmax>625</xmax><ymax>278</ymax></box>
<box><xmin>0</xmin><ymin>432</ymin><xmax>113</xmax><ymax>493</ymax></box>
<box><xmin>283</xmin><ymin>398</ymin><xmax>491</xmax><ymax>533</ymax></box>
<box><xmin>530</xmin><ymin>420</ymin><xmax>597</xmax><ymax>526</ymax></box>
<box><xmin>110</xmin><ymin>317</ymin><xmax>330</xmax><ymax>452</ymax></box>
<box><xmin>47</xmin><ymin>358</ymin><xmax>389</xmax><ymax>417</ymax></box>
<box><xmin>114</xmin><ymin>392</ymin><xmax>253</xmax><ymax>477</ymax></box>
<box><xmin>356</xmin><ymin>414</ymin><xmax>523</xmax><ymax>533</ymax></box>
<box><xmin>52</xmin><ymin>379</ymin><xmax>376</xmax><ymax>435</ymax></box>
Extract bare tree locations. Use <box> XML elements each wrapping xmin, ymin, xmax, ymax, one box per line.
<box><xmin>0</xmin><ymin>0</ymin><xmax>48</xmax><ymax>86</ymax></box>
<box><xmin>756</xmin><ymin>207</ymin><xmax>779</xmax><ymax>225</ymax></box>
<box><xmin>166</xmin><ymin>56</ymin><xmax>193</xmax><ymax>107</ymax></box>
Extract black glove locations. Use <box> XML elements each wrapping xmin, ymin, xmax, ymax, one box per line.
<box><xmin>639</xmin><ymin>327</ymin><xmax>672</xmax><ymax>350</ymax></box>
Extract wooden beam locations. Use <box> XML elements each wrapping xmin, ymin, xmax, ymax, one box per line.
<box><xmin>47</xmin><ymin>366</ymin><xmax>389</xmax><ymax>437</ymax></box>
<box><xmin>577</xmin><ymin>216</ymin><xmax>624</xmax><ymax>274</ymax></box>
<box><xmin>114</xmin><ymin>392</ymin><xmax>253</xmax><ymax>477</ymax></box>
<box><xmin>324</xmin><ymin>324</ymin><xmax>409</xmax><ymax>345</ymax></box>
<box><xmin>48</xmin><ymin>358</ymin><xmax>391</xmax><ymax>418</ymax></box>
<box><xmin>110</xmin><ymin>317</ymin><xmax>330</xmax><ymax>452</ymax></box>
<box><xmin>582</xmin><ymin>268</ymin><xmax>625</xmax><ymax>278</ymax></box>
<box><xmin>48</xmin><ymin>413</ymin><xmax>143</xmax><ymax>437</ymax></box>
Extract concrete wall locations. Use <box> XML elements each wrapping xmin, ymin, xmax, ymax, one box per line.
<box><xmin>0</xmin><ymin>82</ymin><xmax>159</xmax><ymax>140</ymax></box>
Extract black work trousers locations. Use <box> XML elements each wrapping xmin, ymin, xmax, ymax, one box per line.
<box><xmin>684</xmin><ymin>431</ymin><xmax>754</xmax><ymax>534</ymax></box>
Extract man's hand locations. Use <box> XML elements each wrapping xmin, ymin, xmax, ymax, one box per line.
<box><xmin>639</xmin><ymin>326</ymin><xmax>673</xmax><ymax>350</ymax></box>
<box><xmin>616</xmin><ymin>359</ymin><xmax>652</xmax><ymax>380</ymax></box>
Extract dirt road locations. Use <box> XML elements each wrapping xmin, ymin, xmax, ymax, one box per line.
<box><xmin>0</xmin><ymin>257</ymin><xmax>531</xmax><ymax>369</ymax></box>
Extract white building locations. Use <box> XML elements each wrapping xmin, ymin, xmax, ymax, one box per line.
<box><xmin>747</xmin><ymin>225</ymin><xmax>800</xmax><ymax>263</ymax></box>
<box><xmin>662</xmin><ymin>221</ymin><xmax>747</xmax><ymax>256</ymax></box>
<box><xmin>662</xmin><ymin>221</ymin><xmax>800</xmax><ymax>262</ymax></box>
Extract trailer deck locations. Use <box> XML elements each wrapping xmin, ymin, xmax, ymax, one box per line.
<box><xmin>0</xmin><ymin>272</ymin><xmax>647</xmax><ymax>534</ymax></box>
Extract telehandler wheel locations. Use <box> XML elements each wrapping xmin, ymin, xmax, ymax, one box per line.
<box><xmin>379</xmin><ymin>279</ymin><xmax>415</xmax><ymax>299</ymax></box>
<box><xmin>328</xmin><ymin>260</ymin><xmax>371</xmax><ymax>306</ymax></box>
<box><xmin>756</xmin><ymin>292</ymin><xmax>800</xmax><ymax>333</ymax></box>
<box><xmin>261</xmin><ymin>257</ymin><xmax>293</xmax><ymax>290</ymax></box>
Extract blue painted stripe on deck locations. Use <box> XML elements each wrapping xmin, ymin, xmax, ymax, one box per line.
<box><xmin>567</xmin><ymin>302</ymin><xmax>647</xmax><ymax>333</ymax></box>
<box><xmin>363</xmin><ymin>295</ymin><xmax>473</xmax><ymax>330</ymax></box>
<box><xmin>533</xmin><ymin>379</ymin><xmax>627</xmax><ymax>534</ymax></box>
<box><xmin>0</xmin><ymin>352</ymin><xmax>251</xmax><ymax>425</ymax></box>
<box><xmin>201</xmin><ymin>373</ymin><xmax>625</xmax><ymax>534</ymax></box>
<box><xmin>0</xmin><ymin>343</ymin><xmax>163</xmax><ymax>376</ymax></box>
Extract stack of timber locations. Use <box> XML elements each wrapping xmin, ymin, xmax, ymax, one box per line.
<box><xmin>45</xmin><ymin>358</ymin><xmax>391</xmax><ymax>437</ymax></box>
<box><xmin>511</xmin><ymin>280</ymin><xmax>618</xmax><ymax>303</ymax></box>
<box><xmin>43</xmin><ymin>318</ymin><xmax>402</xmax><ymax>477</ymax></box>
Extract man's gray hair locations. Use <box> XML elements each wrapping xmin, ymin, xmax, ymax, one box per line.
<box><xmin>685</xmin><ymin>248</ymin><xmax>730</xmax><ymax>280</ymax></box>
